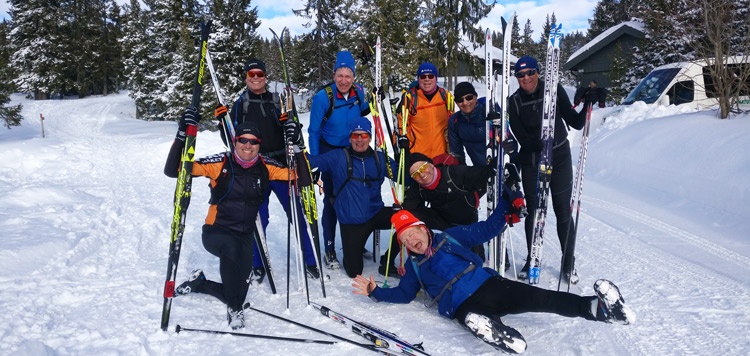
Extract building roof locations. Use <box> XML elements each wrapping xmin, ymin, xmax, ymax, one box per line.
<box><xmin>564</xmin><ymin>21</ymin><xmax>645</xmax><ymax>70</ymax></box>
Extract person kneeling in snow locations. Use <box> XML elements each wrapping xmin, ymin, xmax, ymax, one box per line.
<box><xmin>351</xmin><ymin>183</ymin><xmax>635</xmax><ymax>354</ymax></box>
<box><xmin>164</xmin><ymin>108</ymin><xmax>298</xmax><ymax>330</ymax></box>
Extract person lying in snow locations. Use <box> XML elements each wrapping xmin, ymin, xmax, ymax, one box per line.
<box><xmin>351</xmin><ymin>182</ymin><xmax>635</xmax><ymax>354</ymax></box>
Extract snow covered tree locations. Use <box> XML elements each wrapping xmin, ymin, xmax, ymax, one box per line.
<box><xmin>422</xmin><ymin>0</ymin><xmax>493</xmax><ymax>87</ymax></box>
<box><xmin>293</xmin><ymin>0</ymin><xmax>359</xmax><ymax>91</ymax></box>
<box><xmin>9</xmin><ymin>0</ymin><xmax>68</xmax><ymax>99</ymax></box>
<box><xmin>588</xmin><ymin>0</ymin><xmax>638</xmax><ymax>38</ymax></box>
<box><xmin>352</xmin><ymin>0</ymin><xmax>425</xmax><ymax>92</ymax></box>
<box><xmin>121</xmin><ymin>0</ymin><xmax>152</xmax><ymax>119</ymax></box>
<box><xmin>626</xmin><ymin>0</ymin><xmax>700</xmax><ymax>92</ymax></box>
<box><xmin>206</xmin><ymin>0</ymin><xmax>262</xmax><ymax>103</ymax></box>
<box><xmin>0</xmin><ymin>20</ymin><xmax>23</xmax><ymax>128</ymax></box>
<box><xmin>123</xmin><ymin>0</ymin><xmax>206</xmax><ymax>121</ymax></box>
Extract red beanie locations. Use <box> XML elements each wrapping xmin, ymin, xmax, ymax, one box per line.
<box><xmin>391</xmin><ymin>210</ymin><xmax>425</xmax><ymax>244</ymax></box>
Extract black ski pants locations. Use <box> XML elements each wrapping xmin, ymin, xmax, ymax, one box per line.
<box><xmin>520</xmin><ymin>141</ymin><xmax>577</xmax><ymax>272</ymax></box>
<box><xmin>454</xmin><ymin>275</ymin><xmax>596</xmax><ymax>326</ymax></box>
<box><xmin>339</xmin><ymin>207</ymin><xmax>399</xmax><ymax>278</ymax></box>
<box><xmin>198</xmin><ymin>224</ymin><xmax>254</xmax><ymax>311</ymax></box>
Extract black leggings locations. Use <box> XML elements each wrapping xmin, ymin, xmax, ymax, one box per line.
<box><xmin>521</xmin><ymin>145</ymin><xmax>576</xmax><ymax>270</ymax></box>
<box><xmin>196</xmin><ymin>224</ymin><xmax>254</xmax><ymax>311</ymax></box>
<box><xmin>454</xmin><ymin>276</ymin><xmax>596</xmax><ymax>325</ymax></box>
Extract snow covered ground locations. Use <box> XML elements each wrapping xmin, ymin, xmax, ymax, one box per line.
<box><xmin>1</xmin><ymin>91</ymin><xmax>749</xmax><ymax>355</ymax></box>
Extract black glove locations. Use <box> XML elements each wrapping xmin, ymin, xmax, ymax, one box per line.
<box><xmin>396</xmin><ymin>134</ymin><xmax>409</xmax><ymax>149</ymax></box>
<box><xmin>372</xmin><ymin>86</ymin><xmax>385</xmax><ymax>101</ymax></box>
<box><xmin>177</xmin><ymin>107</ymin><xmax>201</xmax><ymax>140</ymax></box>
<box><xmin>486</xmin><ymin>111</ymin><xmax>502</xmax><ymax>121</ymax></box>
<box><xmin>283</xmin><ymin>119</ymin><xmax>302</xmax><ymax>143</ymax></box>
<box><xmin>502</xmin><ymin>137</ymin><xmax>518</xmax><ymax>155</ymax></box>
<box><xmin>214</xmin><ymin>104</ymin><xmax>228</xmax><ymax>120</ymax></box>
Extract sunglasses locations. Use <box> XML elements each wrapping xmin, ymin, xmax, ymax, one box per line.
<box><xmin>236</xmin><ymin>137</ymin><xmax>261</xmax><ymax>145</ymax></box>
<box><xmin>350</xmin><ymin>132</ymin><xmax>371</xmax><ymax>140</ymax></box>
<box><xmin>247</xmin><ymin>70</ymin><xmax>266</xmax><ymax>78</ymax></box>
<box><xmin>410</xmin><ymin>162</ymin><xmax>430</xmax><ymax>179</ymax></box>
<box><xmin>514</xmin><ymin>69</ymin><xmax>538</xmax><ymax>78</ymax></box>
<box><xmin>419</xmin><ymin>74</ymin><xmax>435</xmax><ymax>80</ymax></box>
<box><xmin>456</xmin><ymin>94</ymin><xmax>475</xmax><ymax>104</ymax></box>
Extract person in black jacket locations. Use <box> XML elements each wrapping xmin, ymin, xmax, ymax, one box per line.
<box><xmin>165</xmin><ymin>111</ymin><xmax>291</xmax><ymax>330</ymax></box>
<box><xmin>506</xmin><ymin>55</ymin><xmax>587</xmax><ymax>284</ymax></box>
<box><xmin>574</xmin><ymin>80</ymin><xmax>607</xmax><ymax>108</ymax></box>
<box><xmin>217</xmin><ymin>58</ymin><xmax>321</xmax><ymax>283</ymax></box>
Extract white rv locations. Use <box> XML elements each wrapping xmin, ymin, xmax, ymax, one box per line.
<box><xmin>622</xmin><ymin>56</ymin><xmax>750</xmax><ymax>109</ymax></box>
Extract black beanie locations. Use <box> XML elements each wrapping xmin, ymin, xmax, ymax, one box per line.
<box><xmin>244</xmin><ymin>59</ymin><xmax>266</xmax><ymax>73</ymax></box>
<box><xmin>406</xmin><ymin>152</ymin><xmax>432</xmax><ymax>169</ymax></box>
<box><xmin>235</xmin><ymin>121</ymin><xmax>262</xmax><ymax>139</ymax></box>
<box><xmin>454</xmin><ymin>82</ymin><xmax>477</xmax><ymax>99</ymax></box>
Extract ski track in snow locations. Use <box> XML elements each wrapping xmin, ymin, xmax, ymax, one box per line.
<box><xmin>2</xmin><ymin>93</ymin><xmax>749</xmax><ymax>355</ymax></box>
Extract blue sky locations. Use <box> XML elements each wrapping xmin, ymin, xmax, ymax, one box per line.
<box><xmin>0</xmin><ymin>0</ymin><xmax>597</xmax><ymax>40</ymax></box>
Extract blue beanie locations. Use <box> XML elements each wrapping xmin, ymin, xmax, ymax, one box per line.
<box><xmin>417</xmin><ymin>62</ymin><xmax>438</xmax><ymax>78</ymax></box>
<box><xmin>515</xmin><ymin>55</ymin><xmax>539</xmax><ymax>72</ymax></box>
<box><xmin>348</xmin><ymin>117</ymin><xmax>372</xmax><ymax>135</ymax></box>
<box><xmin>333</xmin><ymin>51</ymin><xmax>356</xmax><ymax>77</ymax></box>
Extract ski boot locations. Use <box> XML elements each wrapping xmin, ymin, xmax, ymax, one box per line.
<box><xmin>593</xmin><ymin>279</ymin><xmax>636</xmax><ymax>325</ymax></box>
<box><xmin>464</xmin><ymin>313</ymin><xmax>527</xmax><ymax>354</ymax></box>
<box><xmin>174</xmin><ymin>269</ymin><xmax>205</xmax><ymax>296</ymax></box>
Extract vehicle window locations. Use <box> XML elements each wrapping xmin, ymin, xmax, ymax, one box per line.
<box><xmin>669</xmin><ymin>80</ymin><xmax>694</xmax><ymax>105</ymax></box>
<box><xmin>623</xmin><ymin>68</ymin><xmax>680</xmax><ymax>105</ymax></box>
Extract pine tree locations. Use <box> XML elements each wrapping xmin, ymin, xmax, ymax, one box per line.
<box><xmin>0</xmin><ymin>19</ymin><xmax>23</xmax><ymax>128</ymax></box>
<box><xmin>10</xmin><ymin>0</ymin><xmax>68</xmax><ymax>99</ymax></box>
<box><xmin>207</xmin><ymin>0</ymin><xmax>261</xmax><ymax>104</ymax></box>
<box><xmin>121</xmin><ymin>0</ymin><xmax>152</xmax><ymax>119</ymax></box>
<box><xmin>352</xmin><ymin>0</ymin><xmax>424</xmax><ymax>92</ymax></box>
<box><xmin>588</xmin><ymin>0</ymin><xmax>637</xmax><ymax>38</ymax></box>
<box><xmin>293</xmin><ymin>0</ymin><xmax>359</xmax><ymax>91</ymax></box>
<box><xmin>422</xmin><ymin>0</ymin><xmax>492</xmax><ymax>87</ymax></box>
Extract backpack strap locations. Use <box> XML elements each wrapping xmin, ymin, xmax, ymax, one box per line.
<box><xmin>412</xmin><ymin>235</ymin><xmax>477</xmax><ymax>308</ymax></box>
<box><xmin>331</xmin><ymin>148</ymin><xmax>382</xmax><ymax>202</ymax></box>
<box><xmin>241</xmin><ymin>90</ymin><xmax>282</xmax><ymax>120</ymax></box>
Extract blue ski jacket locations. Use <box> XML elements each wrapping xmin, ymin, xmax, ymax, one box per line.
<box><xmin>369</xmin><ymin>203</ymin><xmax>509</xmax><ymax>319</ymax></box>
<box><xmin>308</xmin><ymin>83</ymin><xmax>369</xmax><ymax>155</ymax></box>
<box><xmin>307</xmin><ymin>147</ymin><xmax>397</xmax><ymax>224</ymax></box>
<box><xmin>448</xmin><ymin>98</ymin><xmax>498</xmax><ymax>166</ymax></box>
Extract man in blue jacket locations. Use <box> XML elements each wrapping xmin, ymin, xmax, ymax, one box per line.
<box><xmin>448</xmin><ymin>81</ymin><xmax>494</xmax><ymax>166</ymax></box>
<box><xmin>306</xmin><ymin>117</ymin><xmax>399</xmax><ymax>278</ymax></box>
<box><xmin>308</xmin><ymin>51</ymin><xmax>370</xmax><ymax>269</ymax></box>
<box><xmin>352</xmin><ymin>188</ymin><xmax>635</xmax><ymax>353</ymax></box>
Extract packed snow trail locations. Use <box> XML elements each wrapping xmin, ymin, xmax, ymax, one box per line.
<box><xmin>1</xmin><ymin>93</ymin><xmax>749</xmax><ymax>355</ymax></box>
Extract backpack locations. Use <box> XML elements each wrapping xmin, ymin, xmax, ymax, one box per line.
<box><xmin>237</xmin><ymin>90</ymin><xmax>281</xmax><ymax>125</ymax></box>
<box><xmin>317</xmin><ymin>82</ymin><xmax>368</xmax><ymax>129</ymax></box>
<box><xmin>331</xmin><ymin>147</ymin><xmax>382</xmax><ymax>203</ymax></box>
<box><xmin>403</xmin><ymin>86</ymin><xmax>454</xmax><ymax>117</ymax></box>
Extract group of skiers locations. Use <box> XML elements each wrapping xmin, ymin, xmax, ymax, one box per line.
<box><xmin>163</xmin><ymin>50</ymin><xmax>634</xmax><ymax>352</ymax></box>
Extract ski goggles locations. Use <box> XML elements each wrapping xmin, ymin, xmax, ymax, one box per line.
<box><xmin>247</xmin><ymin>70</ymin><xmax>266</xmax><ymax>78</ymax></box>
<box><xmin>514</xmin><ymin>69</ymin><xmax>538</xmax><ymax>78</ymax></box>
<box><xmin>410</xmin><ymin>162</ymin><xmax>430</xmax><ymax>179</ymax></box>
<box><xmin>236</xmin><ymin>137</ymin><xmax>261</xmax><ymax>145</ymax></box>
<box><xmin>456</xmin><ymin>94</ymin><xmax>475</xmax><ymax>104</ymax></box>
<box><xmin>418</xmin><ymin>74</ymin><xmax>435</xmax><ymax>80</ymax></box>
<box><xmin>350</xmin><ymin>132</ymin><xmax>371</xmax><ymax>140</ymax></box>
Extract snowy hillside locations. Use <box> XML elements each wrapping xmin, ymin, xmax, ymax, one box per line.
<box><xmin>1</xmin><ymin>92</ymin><xmax>749</xmax><ymax>355</ymax></box>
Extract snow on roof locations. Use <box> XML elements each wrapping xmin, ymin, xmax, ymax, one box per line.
<box><xmin>566</xmin><ymin>20</ymin><xmax>645</xmax><ymax>66</ymax></box>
